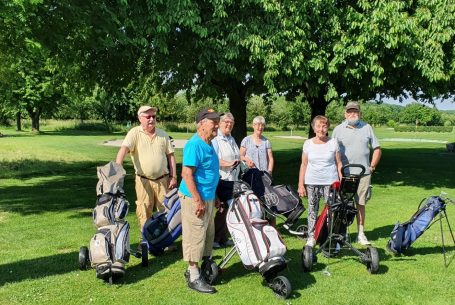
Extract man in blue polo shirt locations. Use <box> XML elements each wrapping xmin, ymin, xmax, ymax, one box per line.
<box><xmin>179</xmin><ymin>108</ymin><xmax>220</xmax><ymax>294</ymax></box>
<box><xmin>332</xmin><ymin>101</ymin><xmax>382</xmax><ymax>246</ymax></box>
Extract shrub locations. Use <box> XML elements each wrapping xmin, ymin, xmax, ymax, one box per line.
<box><xmin>394</xmin><ymin>126</ymin><xmax>453</xmax><ymax>132</ymax></box>
<box><xmin>386</xmin><ymin>120</ymin><xmax>396</xmax><ymax>128</ymax></box>
<box><xmin>444</xmin><ymin>120</ymin><xmax>452</xmax><ymax>127</ymax></box>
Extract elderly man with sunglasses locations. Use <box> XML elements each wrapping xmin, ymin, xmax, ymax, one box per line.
<box><xmin>116</xmin><ymin>105</ymin><xmax>177</xmax><ymax>236</ymax></box>
<box><xmin>332</xmin><ymin>101</ymin><xmax>381</xmax><ymax>246</ymax></box>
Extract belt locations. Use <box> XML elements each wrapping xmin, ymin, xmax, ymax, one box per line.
<box><xmin>137</xmin><ymin>173</ymin><xmax>169</xmax><ymax>181</ymax></box>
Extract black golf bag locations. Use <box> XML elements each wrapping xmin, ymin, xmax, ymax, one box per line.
<box><xmin>242</xmin><ymin>168</ymin><xmax>305</xmax><ymax>228</ymax></box>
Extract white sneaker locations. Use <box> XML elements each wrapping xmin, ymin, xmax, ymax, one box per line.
<box><xmin>357</xmin><ymin>233</ymin><xmax>371</xmax><ymax>245</ymax></box>
<box><xmin>306</xmin><ymin>237</ymin><xmax>316</xmax><ymax>247</ymax></box>
<box><xmin>212</xmin><ymin>242</ymin><xmax>221</xmax><ymax>249</ymax></box>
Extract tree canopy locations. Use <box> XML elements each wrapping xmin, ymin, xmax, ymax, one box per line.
<box><xmin>0</xmin><ymin>0</ymin><xmax>454</xmax><ymax>137</ymax></box>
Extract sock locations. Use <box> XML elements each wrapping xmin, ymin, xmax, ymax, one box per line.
<box><xmin>358</xmin><ymin>225</ymin><xmax>365</xmax><ymax>234</ymax></box>
<box><xmin>188</xmin><ymin>265</ymin><xmax>200</xmax><ymax>282</ymax></box>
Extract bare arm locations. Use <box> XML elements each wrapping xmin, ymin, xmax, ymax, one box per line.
<box><xmin>219</xmin><ymin>159</ymin><xmax>238</xmax><ymax>167</ymax></box>
<box><xmin>115</xmin><ymin>146</ymin><xmax>130</xmax><ymax>165</ymax></box>
<box><xmin>166</xmin><ymin>153</ymin><xmax>177</xmax><ymax>189</ymax></box>
<box><xmin>267</xmin><ymin>148</ymin><xmax>274</xmax><ymax>174</ymax></box>
<box><xmin>370</xmin><ymin>147</ymin><xmax>382</xmax><ymax>172</ymax></box>
<box><xmin>298</xmin><ymin>153</ymin><xmax>308</xmax><ymax>197</ymax></box>
<box><xmin>335</xmin><ymin>151</ymin><xmax>343</xmax><ymax>180</ymax></box>
<box><xmin>240</xmin><ymin>146</ymin><xmax>254</xmax><ymax>168</ymax></box>
<box><xmin>181</xmin><ymin>166</ymin><xmax>205</xmax><ymax>217</ymax></box>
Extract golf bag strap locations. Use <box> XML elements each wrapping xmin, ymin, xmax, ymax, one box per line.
<box><xmin>396</xmin><ymin>225</ymin><xmax>404</xmax><ymax>252</ymax></box>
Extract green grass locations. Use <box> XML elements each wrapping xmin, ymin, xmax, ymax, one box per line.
<box><xmin>0</xmin><ymin>124</ymin><xmax>455</xmax><ymax>305</ymax></box>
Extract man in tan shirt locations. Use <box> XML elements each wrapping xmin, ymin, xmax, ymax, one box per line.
<box><xmin>116</xmin><ymin>105</ymin><xmax>177</xmax><ymax>233</ymax></box>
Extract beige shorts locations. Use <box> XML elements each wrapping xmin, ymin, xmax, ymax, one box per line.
<box><xmin>180</xmin><ymin>195</ymin><xmax>215</xmax><ymax>262</ymax></box>
<box><xmin>355</xmin><ymin>174</ymin><xmax>371</xmax><ymax>206</ymax></box>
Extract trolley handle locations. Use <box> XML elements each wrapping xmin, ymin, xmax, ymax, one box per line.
<box><xmin>341</xmin><ymin>164</ymin><xmax>366</xmax><ymax>177</ymax></box>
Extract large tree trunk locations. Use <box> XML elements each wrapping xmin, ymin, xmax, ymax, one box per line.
<box><xmin>16</xmin><ymin>112</ymin><xmax>22</xmax><ymax>131</ymax></box>
<box><xmin>224</xmin><ymin>82</ymin><xmax>247</xmax><ymax>145</ymax></box>
<box><xmin>26</xmin><ymin>108</ymin><xmax>41</xmax><ymax>131</ymax></box>
<box><xmin>308</xmin><ymin>97</ymin><xmax>329</xmax><ymax>138</ymax></box>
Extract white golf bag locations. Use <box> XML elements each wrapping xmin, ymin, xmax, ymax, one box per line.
<box><xmin>226</xmin><ymin>190</ymin><xmax>286</xmax><ymax>270</ymax></box>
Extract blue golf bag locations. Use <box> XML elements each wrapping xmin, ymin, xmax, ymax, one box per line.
<box><xmin>142</xmin><ymin>188</ymin><xmax>182</xmax><ymax>256</ymax></box>
<box><xmin>387</xmin><ymin>196</ymin><xmax>446</xmax><ymax>254</ymax></box>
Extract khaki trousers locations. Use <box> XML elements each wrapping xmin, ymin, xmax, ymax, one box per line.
<box><xmin>135</xmin><ymin>175</ymin><xmax>169</xmax><ymax>230</ymax></box>
<box><xmin>180</xmin><ymin>195</ymin><xmax>215</xmax><ymax>262</ymax></box>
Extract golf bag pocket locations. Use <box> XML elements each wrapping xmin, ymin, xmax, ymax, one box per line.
<box><xmin>89</xmin><ymin>226</ymin><xmax>114</xmax><ymax>267</ymax></box>
<box><xmin>89</xmin><ymin>221</ymin><xmax>130</xmax><ymax>268</ymax></box>
<box><xmin>93</xmin><ymin>194</ymin><xmax>129</xmax><ymax>228</ymax></box>
<box><xmin>261</xmin><ymin>224</ymin><xmax>286</xmax><ymax>259</ymax></box>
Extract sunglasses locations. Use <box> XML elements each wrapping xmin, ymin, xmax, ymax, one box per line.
<box><xmin>141</xmin><ymin>114</ymin><xmax>156</xmax><ymax>120</ymax></box>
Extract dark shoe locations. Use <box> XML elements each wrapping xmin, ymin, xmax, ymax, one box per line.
<box><xmin>165</xmin><ymin>244</ymin><xmax>178</xmax><ymax>252</ymax></box>
<box><xmin>184</xmin><ymin>270</ymin><xmax>190</xmax><ymax>282</ymax></box>
<box><xmin>188</xmin><ymin>277</ymin><xmax>217</xmax><ymax>294</ymax></box>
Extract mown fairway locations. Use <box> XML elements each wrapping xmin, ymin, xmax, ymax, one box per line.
<box><xmin>0</xmin><ymin>125</ymin><xmax>454</xmax><ymax>305</ymax></box>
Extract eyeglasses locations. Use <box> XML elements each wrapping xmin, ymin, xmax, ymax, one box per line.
<box><xmin>141</xmin><ymin>114</ymin><xmax>156</xmax><ymax>120</ymax></box>
<box><xmin>222</xmin><ymin>120</ymin><xmax>234</xmax><ymax>124</ymax></box>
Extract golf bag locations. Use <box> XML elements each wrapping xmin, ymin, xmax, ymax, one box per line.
<box><xmin>387</xmin><ymin>196</ymin><xmax>446</xmax><ymax>254</ymax></box>
<box><xmin>83</xmin><ymin>161</ymin><xmax>131</xmax><ymax>280</ymax></box>
<box><xmin>226</xmin><ymin>187</ymin><xmax>286</xmax><ymax>269</ymax></box>
<box><xmin>242</xmin><ymin>168</ymin><xmax>304</xmax><ymax>227</ymax></box>
<box><xmin>142</xmin><ymin>188</ymin><xmax>182</xmax><ymax>255</ymax></box>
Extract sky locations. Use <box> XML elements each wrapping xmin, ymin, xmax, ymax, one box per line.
<box><xmin>381</xmin><ymin>97</ymin><xmax>455</xmax><ymax>111</ymax></box>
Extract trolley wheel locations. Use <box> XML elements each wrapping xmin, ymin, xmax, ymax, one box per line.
<box><xmin>141</xmin><ymin>242</ymin><xmax>149</xmax><ymax>267</ymax></box>
<box><xmin>364</xmin><ymin>246</ymin><xmax>379</xmax><ymax>274</ymax></box>
<box><xmin>301</xmin><ymin>245</ymin><xmax>313</xmax><ymax>272</ymax></box>
<box><xmin>201</xmin><ymin>258</ymin><xmax>219</xmax><ymax>285</ymax></box>
<box><xmin>79</xmin><ymin>246</ymin><xmax>89</xmax><ymax>270</ymax></box>
<box><xmin>270</xmin><ymin>275</ymin><xmax>292</xmax><ymax>299</ymax></box>
<box><xmin>295</xmin><ymin>225</ymin><xmax>308</xmax><ymax>239</ymax></box>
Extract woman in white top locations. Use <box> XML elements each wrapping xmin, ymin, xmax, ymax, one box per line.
<box><xmin>298</xmin><ymin>115</ymin><xmax>342</xmax><ymax>247</ymax></box>
<box><xmin>211</xmin><ymin>112</ymin><xmax>240</xmax><ymax>248</ymax></box>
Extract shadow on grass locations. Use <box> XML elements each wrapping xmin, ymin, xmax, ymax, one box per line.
<box><xmin>271</xmin><ymin>146</ymin><xmax>455</xmax><ymax>190</ymax></box>
<box><xmin>209</xmin><ymin>247</ymin><xmax>315</xmax><ymax>298</ymax></box>
<box><xmin>0</xmin><ymin>158</ymin><xmax>182</xmax><ymax>216</ymax></box>
<box><xmin>0</xmin><ymin>252</ymin><xmax>79</xmax><ymax>287</ymax></box>
<box><xmin>120</xmin><ymin>241</ymin><xmax>184</xmax><ymax>284</ymax></box>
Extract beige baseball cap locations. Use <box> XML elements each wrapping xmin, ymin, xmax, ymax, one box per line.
<box><xmin>137</xmin><ymin>105</ymin><xmax>158</xmax><ymax>116</ymax></box>
<box><xmin>345</xmin><ymin>101</ymin><xmax>360</xmax><ymax>111</ymax></box>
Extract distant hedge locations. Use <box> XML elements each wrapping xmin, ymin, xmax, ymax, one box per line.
<box><xmin>394</xmin><ymin>126</ymin><xmax>453</xmax><ymax>132</ymax></box>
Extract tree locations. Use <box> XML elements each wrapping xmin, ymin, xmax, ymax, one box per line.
<box><xmin>242</xmin><ymin>0</ymin><xmax>455</xmax><ymax>136</ymax></box>
<box><xmin>143</xmin><ymin>0</ymin><xmax>285</xmax><ymax>142</ymax></box>
<box><xmin>400</xmin><ymin>103</ymin><xmax>442</xmax><ymax>126</ymax></box>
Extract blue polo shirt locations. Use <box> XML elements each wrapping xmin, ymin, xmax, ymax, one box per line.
<box><xmin>179</xmin><ymin>133</ymin><xmax>220</xmax><ymax>200</ymax></box>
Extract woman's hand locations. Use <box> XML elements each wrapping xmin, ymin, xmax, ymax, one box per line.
<box><xmin>245</xmin><ymin>159</ymin><xmax>255</xmax><ymax>168</ymax></box>
<box><xmin>298</xmin><ymin>185</ymin><xmax>306</xmax><ymax>197</ymax></box>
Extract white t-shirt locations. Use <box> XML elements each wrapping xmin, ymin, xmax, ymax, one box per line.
<box><xmin>303</xmin><ymin>137</ymin><xmax>339</xmax><ymax>185</ymax></box>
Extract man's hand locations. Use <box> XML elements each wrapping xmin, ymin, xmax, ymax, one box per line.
<box><xmin>168</xmin><ymin>176</ymin><xmax>177</xmax><ymax>189</ymax></box>
<box><xmin>195</xmin><ymin>199</ymin><xmax>205</xmax><ymax>218</ymax></box>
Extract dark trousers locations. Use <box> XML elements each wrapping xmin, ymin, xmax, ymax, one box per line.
<box><xmin>214</xmin><ymin>206</ymin><xmax>229</xmax><ymax>244</ymax></box>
